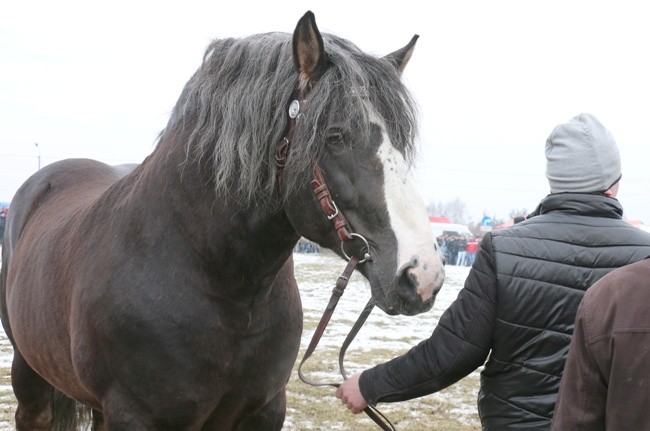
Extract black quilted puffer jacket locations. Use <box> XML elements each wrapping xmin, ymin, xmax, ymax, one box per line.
<box><xmin>359</xmin><ymin>193</ymin><xmax>650</xmax><ymax>430</ymax></box>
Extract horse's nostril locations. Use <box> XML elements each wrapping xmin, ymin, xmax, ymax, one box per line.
<box><xmin>396</xmin><ymin>267</ymin><xmax>420</xmax><ymax>302</ymax></box>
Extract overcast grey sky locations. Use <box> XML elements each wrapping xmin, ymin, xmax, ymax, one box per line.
<box><xmin>1</xmin><ymin>1</ymin><xmax>649</xmax><ymax>222</ymax></box>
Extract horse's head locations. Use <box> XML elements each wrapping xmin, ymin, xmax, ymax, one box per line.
<box><xmin>282</xmin><ymin>12</ymin><xmax>445</xmax><ymax>316</ymax></box>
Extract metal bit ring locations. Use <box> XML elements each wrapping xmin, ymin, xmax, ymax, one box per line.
<box><xmin>341</xmin><ymin>233</ymin><xmax>371</xmax><ymax>264</ymax></box>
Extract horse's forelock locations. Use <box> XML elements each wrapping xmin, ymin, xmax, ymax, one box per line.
<box><xmin>290</xmin><ymin>36</ymin><xmax>418</xmax><ymax>164</ymax></box>
<box><xmin>165</xmin><ymin>32</ymin><xmax>418</xmax><ymax>209</ymax></box>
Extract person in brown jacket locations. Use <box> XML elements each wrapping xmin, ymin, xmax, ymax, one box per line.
<box><xmin>552</xmin><ymin>257</ymin><xmax>650</xmax><ymax>430</ymax></box>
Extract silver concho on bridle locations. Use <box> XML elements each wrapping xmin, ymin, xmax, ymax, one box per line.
<box><xmin>289</xmin><ymin>100</ymin><xmax>300</xmax><ymax>119</ymax></box>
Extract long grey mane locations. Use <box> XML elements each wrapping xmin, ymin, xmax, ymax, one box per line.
<box><xmin>165</xmin><ymin>31</ymin><xmax>418</xmax><ymax>209</ymax></box>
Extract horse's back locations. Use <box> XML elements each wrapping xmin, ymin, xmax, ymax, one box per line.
<box><xmin>4</xmin><ymin>158</ymin><xmax>135</xmax><ymax>249</ymax></box>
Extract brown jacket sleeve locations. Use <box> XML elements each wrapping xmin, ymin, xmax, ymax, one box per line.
<box><xmin>551</xmin><ymin>295</ymin><xmax>607</xmax><ymax>431</ymax></box>
<box><xmin>553</xmin><ymin>258</ymin><xmax>650</xmax><ymax>431</ymax></box>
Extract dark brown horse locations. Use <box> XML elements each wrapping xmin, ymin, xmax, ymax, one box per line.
<box><xmin>0</xmin><ymin>11</ymin><xmax>445</xmax><ymax>430</ymax></box>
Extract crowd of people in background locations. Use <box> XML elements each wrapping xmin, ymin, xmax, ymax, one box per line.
<box><xmin>294</xmin><ymin>236</ymin><xmax>321</xmax><ymax>253</ymax></box>
<box><xmin>436</xmin><ymin>233</ymin><xmax>480</xmax><ymax>266</ymax></box>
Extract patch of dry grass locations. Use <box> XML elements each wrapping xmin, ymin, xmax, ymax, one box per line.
<box><xmin>286</xmin><ymin>265</ymin><xmax>482</xmax><ymax>431</ymax></box>
<box><xmin>0</xmin><ymin>366</ymin><xmax>15</xmax><ymax>429</ymax></box>
<box><xmin>285</xmin><ymin>340</ymin><xmax>481</xmax><ymax>431</ymax></box>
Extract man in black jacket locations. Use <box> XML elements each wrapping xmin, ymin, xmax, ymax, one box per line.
<box><xmin>336</xmin><ymin>113</ymin><xmax>650</xmax><ymax>430</ymax></box>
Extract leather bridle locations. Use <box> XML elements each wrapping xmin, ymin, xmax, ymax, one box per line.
<box><xmin>275</xmin><ymin>98</ymin><xmax>396</xmax><ymax>431</ymax></box>
<box><xmin>275</xmin><ymin>99</ymin><xmax>355</xmax><ymax>245</ymax></box>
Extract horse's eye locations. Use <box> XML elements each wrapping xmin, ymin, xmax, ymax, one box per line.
<box><xmin>326</xmin><ymin>129</ymin><xmax>344</xmax><ymax>144</ymax></box>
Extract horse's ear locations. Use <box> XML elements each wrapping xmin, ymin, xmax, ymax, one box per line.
<box><xmin>384</xmin><ymin>35</ymin><xmax>419</xmax><ymax>75</ymax></box>
<box><xmin>293</xmin><ymin>11</ymin><xmax>330</xmax><ymax>86</ymax></box>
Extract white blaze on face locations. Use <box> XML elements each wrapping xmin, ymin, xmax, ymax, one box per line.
<box><xmin>376</xmin><ymin>124</ymin><xmax>446</xmax><ymax>300</ymax></box>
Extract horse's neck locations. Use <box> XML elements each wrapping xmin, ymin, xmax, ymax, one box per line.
<box><xmin>131</xmin><ymin>144</ymin><xmax>300</xmax><ymax>282</ymax></box>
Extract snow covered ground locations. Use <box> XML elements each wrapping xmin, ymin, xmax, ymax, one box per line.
<box><xmin>294</xmin><ymin>251</ymin><xmax>469</xmax><ymax>355</ymax></box>
<box><xmin>288</xmin><ymin>252</ymin><xmax>477</xmax><ymax>430</ymax></box>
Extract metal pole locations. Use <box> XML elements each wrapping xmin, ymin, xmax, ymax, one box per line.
<box><xmin>35</xmin><ymin>142</ymin><xmax>40</xmax><ymax>170</ymax></box>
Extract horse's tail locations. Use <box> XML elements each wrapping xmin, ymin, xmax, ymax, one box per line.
<box><xmin>50</xmin><ymin>389</ymin><xmax>92</xmax><ymax>431</ymax></box>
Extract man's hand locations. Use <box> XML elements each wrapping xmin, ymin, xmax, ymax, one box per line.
<box><xmin>335</xmin><ymin>372</ymin><xmax>369</xmax><ymax>414</ymax></box>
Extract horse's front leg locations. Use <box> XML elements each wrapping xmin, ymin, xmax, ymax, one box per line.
<box><xmin>11</xmin><ymin>351</ymin><xmax>53</xmax><ymax>430</ymax></box>
<box><xmin>92</xmin><ymin>409</ymin><xmax>105</xmax><ymax>430</ymax></box>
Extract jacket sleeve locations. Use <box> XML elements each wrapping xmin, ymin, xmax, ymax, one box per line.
<box><xmin>359</xmin><ymin>234</ymin><xmax>498</xmax><ymax>405</ymax></box>
<box><xmin>551</xmin><ymin>296</ymin><xmax>607</xmax><ymax>431</ymax></box>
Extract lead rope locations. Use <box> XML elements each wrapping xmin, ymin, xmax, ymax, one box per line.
<box><xmin>338</xmin><ymin>298</ymin><xmax>396</xmax><ymax>431</ymax></box>
<box><xmin>297</xmin><ymin>256</ymin><xmax>396</xmax><ymax>431</ymax></box>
